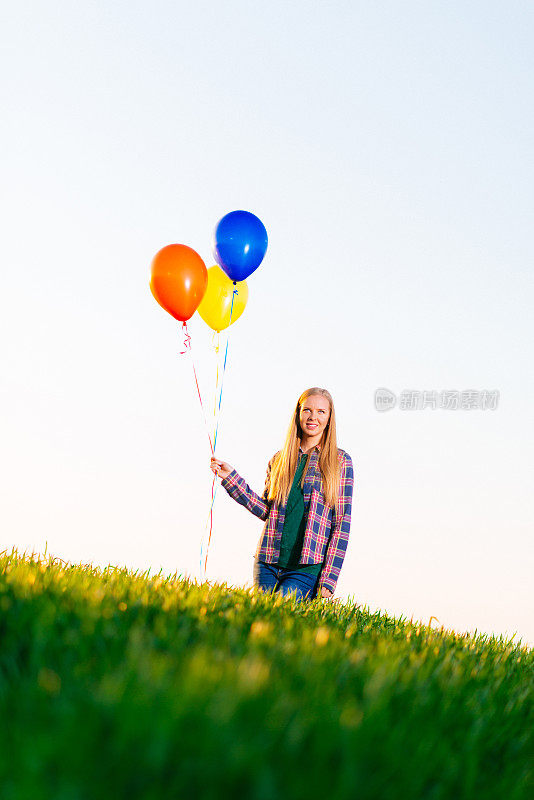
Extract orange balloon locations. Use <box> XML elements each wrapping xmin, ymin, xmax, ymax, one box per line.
<box><xmin>150</xmin><ymin>244</ymin><xmax>208</xmax><ymax>322</ymax></box>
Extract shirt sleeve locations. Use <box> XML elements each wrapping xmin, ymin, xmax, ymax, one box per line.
<box><xmin>318</xmin><ymin>452</ymin><xmax>354</xmax><ymax>595</ymax></box>
<box><xmin>220</xmin><ymin>454</ymin><xmax>276</xmax><ymax>522</ymax></box>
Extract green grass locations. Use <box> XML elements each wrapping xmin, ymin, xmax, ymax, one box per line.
<box><xmin>0</xmin><ymin>547</ymin><xmax>532</xmax><ymax>800</ymax></box>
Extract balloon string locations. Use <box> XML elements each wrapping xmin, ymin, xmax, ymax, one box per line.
<box><xmin>179</xmin><ymin>322</ymin><xmax>192</xmax><ymax>354</ymax></box>
<box><xmin>213</xmin><ymin>332</ymin><xmax>220</xmax><ymax>424</ymax></box>
<box><xmin>200</xmin><ymin>334</ymin><xmax>222</xmax><ymax>580</ymax></box>
<box><xmin>177</xmin><ymin>320</ymin><xmax>215</xmax><ymax>580</ymax></box>
<box><xmin>179</xmin><ymin>322</ymin><xmax>214</xmax><ymax>456</ymax></box>
<box><xmin>199</xmin><ymin>472</ymin><xmax>217</xmax><ymax>580</ymax></box>
<box><xmin>213</xmin><ymin>287</ymin><xmax>237</xmax><ymax>451</ymax></box>
<box><xmin>190</xmin><ymin>358</ymin><xmax>215</xmax><ymax>456</ymax></box>
<box><xmin>200</xmin><ymin>286</ymin><xmax>238</xmax><ymax>578</ymax></box>
<box><xmin>203</xmin><ymin>474</ymin><xmax>217</xmax><ymax>575</ymax></box>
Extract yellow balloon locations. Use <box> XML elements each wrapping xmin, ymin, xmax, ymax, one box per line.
<box><xmin>197</xmin><ymin>265</ymin><xmax>248</xmax><ymax>332</ymax></box>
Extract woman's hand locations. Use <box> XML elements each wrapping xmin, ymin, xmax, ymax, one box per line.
<box><xmin>320</xmin><ymin>586</ymin><xmax>334</xmax><ymax>599</ymax></box>
<box><xmin>210</xmin><ymin>457</ymin><xmax>233</xmax><ymax>480</ymax></box>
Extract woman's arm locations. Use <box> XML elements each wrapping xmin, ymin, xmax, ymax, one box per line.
<box><xmin>212</xmin><ymin>455</ymin><xmax>276</xmax><ymax>522</ymax></box>
<box><xmin>318</xmin><ymin>452</ymin><xmax>354</xmax><ymax>596</ymax></box>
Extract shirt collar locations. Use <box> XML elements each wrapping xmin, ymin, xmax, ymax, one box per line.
<box><xmin>299</xmin><ymin>443</ymin><xmax>322</xmax><ymax>456</ymax></box>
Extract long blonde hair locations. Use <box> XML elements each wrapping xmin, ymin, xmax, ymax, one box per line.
<box><xmin>267</xmin><ymin>387</ymin><xmax>340</xmax><ymax>509</ymax></box>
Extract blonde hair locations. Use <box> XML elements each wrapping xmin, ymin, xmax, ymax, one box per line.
<box><xmin>267</xmin><ymin>387</ymin><xmax>340</xmax><ymax>509</ymax></box>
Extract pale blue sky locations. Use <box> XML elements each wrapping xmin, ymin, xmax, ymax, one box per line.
<box><xmin>2</xmin><ymin>2</ymin><xmax>533</xmax><ymax>644</ymax></box>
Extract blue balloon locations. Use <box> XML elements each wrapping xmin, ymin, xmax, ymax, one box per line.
<box><xmin>213</xmin><ymin>210</ymin><xmax>268</xmax><ymax>282</ymax></box>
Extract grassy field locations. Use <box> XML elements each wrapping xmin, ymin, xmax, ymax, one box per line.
<box><xmin>0</xmin><ymin>548</ymin><xmax>532</xmax><ymax>800</ymax></box>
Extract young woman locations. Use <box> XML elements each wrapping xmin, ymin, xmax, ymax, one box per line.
<box><xmin>210</xmin><ymin>387</ymin><xmax>354</xmax><ymax>602</ymax></box>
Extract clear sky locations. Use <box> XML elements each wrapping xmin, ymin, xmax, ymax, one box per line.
<box><xmin>2</xmin><ymin>1</ymin><xmax>533</xmax><ymax>644</ymax></box>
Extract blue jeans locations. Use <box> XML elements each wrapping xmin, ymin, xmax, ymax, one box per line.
<box><xmin>253</xmin><ymin>559</ymin><xmax>319</xmax><ymax>602</ymax></box>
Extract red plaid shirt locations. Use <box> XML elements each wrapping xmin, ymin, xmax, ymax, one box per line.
<box><xmin>221</xmin><ymin>445</ymin><xmax>354</xmax><ymax>594</ymax></box>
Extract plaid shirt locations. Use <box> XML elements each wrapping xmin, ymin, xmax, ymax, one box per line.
<box><xmin>221</xmin><ymin>445</ymin><xmax>354</xmax><ymax>595</ymax></box>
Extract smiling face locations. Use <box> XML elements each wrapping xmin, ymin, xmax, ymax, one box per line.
<box><xmin>299</xmin><ymin>394</ymin><xmax>331</xmax><ymax>442</ymax></box>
